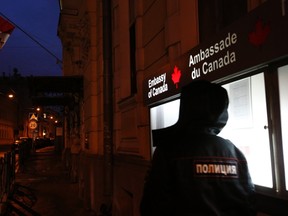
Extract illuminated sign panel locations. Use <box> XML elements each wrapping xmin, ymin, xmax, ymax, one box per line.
<box><xmin>143</xmin><ymin>0</ymin><xmax>288</xmax><ymax>105</ymax></box>
<box><xmin>147</xmin><ymin>73</ymin><xmax>168</xmax><ymax>99</ymax></box>
<box><xmin>188</xmin><ymin>32</ymin><xmax>237</xmax><ymax>79</ymax></box>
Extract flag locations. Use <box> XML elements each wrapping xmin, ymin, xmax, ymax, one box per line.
<box><xmin>0</xmin><ymin>16</ymin><xmax>15</xmax><ymax>49</ymax></box>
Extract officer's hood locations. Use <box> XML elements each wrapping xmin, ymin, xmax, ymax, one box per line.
<box><xmin>152</xmin><ymin>80</ymin><xmax>229</xmax><ymax>146</ymax></box>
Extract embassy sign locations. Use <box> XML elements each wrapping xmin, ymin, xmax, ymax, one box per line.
<box><xmin>147</xmin><ymin>73</ymin><xmax>168</xmax><ymax>99</ymax></box>
<box><xmin>188</xmin><ymin>32</ymin><xmax>237</xmax><ymax>80</ymax></box>
<box><xmin>143</xmin><ymin>0</ymin><xmax>288</xmax><ymax>105</ymax></box>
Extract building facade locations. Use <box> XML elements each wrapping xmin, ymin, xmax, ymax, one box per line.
<box><xmin>0</xmin><ymin>86</ymin><xmax>18</xmax><ymax>145</ymax></box>
<box><xmin>58</xmin><ymin>0</ymin><xmax>288</xmax><ymax>215</ymax></box>
<box><xmin>0</xmin><ymin>76</ymin><xmax>33</xmax><ymax>143</ymax></box>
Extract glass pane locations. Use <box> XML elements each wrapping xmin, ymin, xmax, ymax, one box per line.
<box><xmin>150</xmin><ymin>99</ymin><xmax>180</xmax><ymax>153</ymax></box>
<box><xmin>219</xmin><ymin>73</ymin><xmax>273</xmax><ymax>188</ymax></box>
<box><xmin>150</xmin><ymin>99</ymin><xmax>180</xmax><ymax>130</ymax></box>
<box><xmin>278</xmin><ymin>65</ymin><xmax>288</xmax><ymax>190</ymax></box>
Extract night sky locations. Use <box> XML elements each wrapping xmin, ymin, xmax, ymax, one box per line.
<box><xmin>0</xmin><ymin>0</ymin><xmax>62</xmax><ymax>77</ymax></box>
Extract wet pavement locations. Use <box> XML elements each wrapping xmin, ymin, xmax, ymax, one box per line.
<box><xmin>9</xmin><ymin>146</ymin><xmax>96</xmax><ymax>216</ymax></box>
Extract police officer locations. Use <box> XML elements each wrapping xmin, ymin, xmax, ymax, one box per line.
<box><xmin>140</xmin><ymin>80</ymin><xmax>256</xmax><ymax>216</ymax></box>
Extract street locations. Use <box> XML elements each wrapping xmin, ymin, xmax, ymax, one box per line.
<box><xmin>6</xmin><ymin>146</ymin><xmax>96</xmax><ymax>216</ymax></box>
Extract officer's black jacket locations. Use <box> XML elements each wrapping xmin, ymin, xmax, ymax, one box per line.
<box><xmin>140</xmin><ymin>80</ymin><xmax>256</xmax><ymax>216</ymax></box>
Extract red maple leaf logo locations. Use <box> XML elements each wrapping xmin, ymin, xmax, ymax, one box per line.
<box><xmin>171</xmin><ymin>66</ymin><xmax>181</xmax><ymax>89</ymax></box>
<box><xmin>249</xmin><ymin>19</ymin><xmax>270</xmax><ymax>47</ymax></box>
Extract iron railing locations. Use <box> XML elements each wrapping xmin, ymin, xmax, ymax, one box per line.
<box><xmin>0</xmin><ymin>142</ymin><xmax>33</xmax><ymax>214</ymax></box>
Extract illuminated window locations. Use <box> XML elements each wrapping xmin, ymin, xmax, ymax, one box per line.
<box><xmin>278</xmin><ymin>64</ymin><xmax>288</xmax><ymax>190</ymax></box>
<box><xmin>150</xmin><ymin>99</ymin><xmax>180</xmax><ymax>153</ymax></box>
<box><xmin>219</xmin><ymin>73</ymin><xmax>272</xmax><ymax>188</ymax></box>
<box><xmin>150</xmin><ymin>99</ymin><xmax>180</xmax><ymax>131</ymax></box>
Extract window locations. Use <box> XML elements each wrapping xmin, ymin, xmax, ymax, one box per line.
<box><xmin>150</xmin><ymin>99</ymin><xmax>180</xmax><ymax>131</ymax></box>
<box><xmin>219</xmin><ymin>73</ymin><xmax>272</xmax><ymax>188</ymax></box>
<box><xmin>129</xmin><ymin>0</ymin><xmax>137</xmax><ymax>94</ymax></box>
<box><xmin>278</xmin><ymin>65</ymin><xmax>288</xmax><ymax>191</ymax></box>
<box><xmin>150</xmin><ymin>99</ymin><xmax>180</xmax><ymax>152</ymax></box>
<box><xmin>220</xmin><ymin>65</ymin><xmax>288</xmax><ymax>198</ymax></box>
<box><xmin>129</xmin><ymin>23</ymin><xmax>137</xmax><ymax>94</ymax></box>
<box><xmin>198</xmin><ymin>0</ymin><xmax>247</xmax><ymax>42</ymax></box>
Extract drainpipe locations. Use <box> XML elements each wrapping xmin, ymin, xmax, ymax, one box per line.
<box><xmin>102</xmin><ymin>0</ymin><xmax>113</xmax><ymax>198</ymax></box>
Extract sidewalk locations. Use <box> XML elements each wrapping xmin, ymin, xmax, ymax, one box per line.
<box><xmin>10</xmin><ymin>146</ymin><xmax>96</xmax><ymax>216</ymax></box>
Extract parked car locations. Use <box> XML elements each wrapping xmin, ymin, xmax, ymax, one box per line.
<box><xmin>12</xmin><ymin>137</ymin><xmax>32</xmax><ymax>153</ymax></box>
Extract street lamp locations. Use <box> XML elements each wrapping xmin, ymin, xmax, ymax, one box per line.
<box><xmin>8</xmin><ymin>93</ymin><xmax>14</xmax><ymax>99</ymax></box>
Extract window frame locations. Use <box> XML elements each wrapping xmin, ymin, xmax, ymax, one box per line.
<box><xmin>219</xmin><ymin>59</ymin><xmax>288</xmax><ymax>200</ymax></box>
